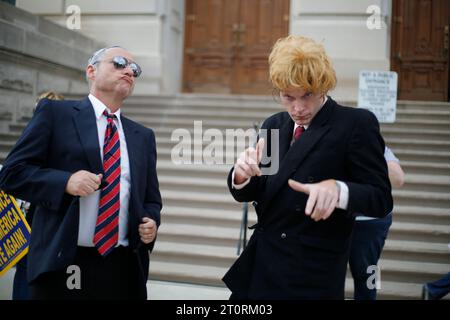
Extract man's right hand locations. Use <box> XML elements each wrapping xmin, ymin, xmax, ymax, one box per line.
<box><xmin>233</xmin><ymin>138</ymin><xmax>265</xmax><ymax>185</ymax></box>
<box><xmin>65</xmin><ymin>170</ymin><xmax>103</xmax><ymax>197</ymax></box>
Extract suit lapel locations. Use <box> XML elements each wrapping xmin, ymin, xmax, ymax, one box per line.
<box><xmin>72</xmin><ymin>97</ymin><xmax>103</xmax><ymax>174</ymax></box>
<box><xmin>263</xmin><ymin>99</ymin><xmax>335</xmax><ymax>207</ymax></box>
<box><xmin>278</xmin><ymin>117</ymin><xmax>294</xmax><ymax>162</ymax></box>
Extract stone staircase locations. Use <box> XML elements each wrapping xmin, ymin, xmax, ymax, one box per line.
<box><xmin>1</xmin><ymin>94</ymin><xmax>449</xmax><ymax>300</ymax></box>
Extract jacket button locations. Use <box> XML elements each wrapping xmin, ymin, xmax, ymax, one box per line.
<box><xmin>281</xmin><ymin>233</ymin><xmax>287</xmax><ymax>239</ymax></box>
<box><xmin>252</xmin><ymin>201</ymin><xmax>258</xmax><ymax>207</ymax></box>
<box><xmin>308</xmin><ymin>176</ymin><xmax>315</xmax><ymax>183</ymax></box>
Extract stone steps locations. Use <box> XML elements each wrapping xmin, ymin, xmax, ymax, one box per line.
<box><xmin>152</xmin><ymin>240</ymin><xmax>449</xmax><ymax>283</ymax></box>
<box><xmin>392</xmin><ymin>206</ymin><xmax>450</xmax><ymax>225</ymax></box>
<box><xmin>381</xmin><ymin>127</ymin><xmax>450</xmax><ymax>141</ymax></box>
<box><xmin>149</xmin><ymin>246</ymin><xmax>449</xmax><ymax>299</ymax></box>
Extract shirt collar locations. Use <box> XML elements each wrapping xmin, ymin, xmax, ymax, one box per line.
<box><xmin>88</xmin><ymin>94</ymin><xmax>122</xmax><ymax>127</ymax></box>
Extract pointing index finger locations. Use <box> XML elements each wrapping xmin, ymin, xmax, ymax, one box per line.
<box><xmin>256</xmin><ymin>138</ymin><xmax>265</xmax><ymax>164</ymax></box>
<box><xmin>288</xmin><ymin>179</ymin><xmax>310</xmax><ymax>195</ymax></box>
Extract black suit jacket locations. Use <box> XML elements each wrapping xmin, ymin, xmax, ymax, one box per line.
<box><xmin>224</xmin><ymin>97</ymin><xmax>392</xmax><ymax>299</ymax></box>
<box><xmin>0</xmin><ymin>97</ymin><xmax>162</xmax><ymax>299</ymax></box>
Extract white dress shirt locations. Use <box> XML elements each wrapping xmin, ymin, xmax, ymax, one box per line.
<box><xmin>77</xmin><ymin>94</ymin><xmax>131</xmax><ymax>247</ymax></box>
<box><xmin>232</xmin><ymin>96</ymin><xmax>349</xmax><ymax>210</ymax></box>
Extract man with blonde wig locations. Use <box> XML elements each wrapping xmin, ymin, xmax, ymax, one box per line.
<box><xmin>225</xmin><ymin>36</ymin><xmax>392</xmax><ymax>299</ymax></box>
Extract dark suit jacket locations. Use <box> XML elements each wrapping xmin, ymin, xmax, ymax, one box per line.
<box><xmin>224</xmin><ymin>97</ymin><xmax>392</xmax><ymax>299</ymax></box>
<box><xmin>0</xmin><ymin>97</ymin><xmax>162</xmax><ymax>299</ymax></box>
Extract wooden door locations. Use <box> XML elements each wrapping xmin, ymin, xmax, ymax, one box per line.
<box><xmin>183</xmin><ymin>0</ymin><xmax>290</xmax><ymax>95</ymax></box>
<box><xmin>391</xmin><ymin>0</ymin><xmax>450</xmax><ymax>101</ymax></box>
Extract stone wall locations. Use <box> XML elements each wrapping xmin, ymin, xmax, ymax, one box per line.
<box><xmin>16</xmin><ymin>0</ymin><xmax>185</xmax><ymax>95</ymax></box>
<box><xmin>0</xmin><ymin>1</ymin><xmax>102</xmax><ymax>125</ymax></box>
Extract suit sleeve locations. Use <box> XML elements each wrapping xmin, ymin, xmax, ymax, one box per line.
<box><xmin>0</xmin><ymin>99</ymin><xmax>71</xmax><ymax>211</ymax></box>
<box><xmin>142</xmin><ymin>129</ymin><xmax>162</xmax><ymax>252</ymax></box>
<box><xmin>142</xmin><ymin>129</ymin><xmax>162</xmax><ymax>226</ymax></box>
<box><xmin>344</xmin><ymin>110</ymin><xmax>393</xmax><ymax>218</ymax></box>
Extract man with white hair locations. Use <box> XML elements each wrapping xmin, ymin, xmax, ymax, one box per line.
<box><xmin>0</xmin><ymin>46</ymin><xmax>162</xmax><ymax>299</ymax></box>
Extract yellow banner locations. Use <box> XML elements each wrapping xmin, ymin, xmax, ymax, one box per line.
<box><xmin>0</xmin><ymin>190</ymin><xmax>31</xmax><ymax>277</ymax></box>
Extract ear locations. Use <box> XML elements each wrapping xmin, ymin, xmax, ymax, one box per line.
<box><xmin>86</xmin><ymin>65</ymin><xmax>96</xmax><ymax>82</ymax></box>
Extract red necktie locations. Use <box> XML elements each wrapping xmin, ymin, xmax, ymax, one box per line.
<box><xmin>93</xmin><ymin>110</ymin><xmax>121</xmax><ymax>256</ymax></box>
<box><xmin>294</xmin><ymin>126</ymin><xmax>305</xmax><ymax>141</ymax></box>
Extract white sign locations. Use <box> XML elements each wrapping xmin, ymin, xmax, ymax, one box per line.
<box><xmin>358</xmin><ymin>70</ymin><xmax>398</xmax><ymax>123</ymax></box>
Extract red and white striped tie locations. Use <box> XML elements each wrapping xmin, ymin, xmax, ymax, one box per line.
<box><xmin>93</xmin><ymin>110</ymin><xmax>121</xmax><ymax>256</ymax></box>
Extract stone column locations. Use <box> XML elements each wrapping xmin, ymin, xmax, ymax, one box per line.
<box><xmin>290</xmin><ymin>0</ymin><xmax>392</xmax><ymax>102</ymax></box>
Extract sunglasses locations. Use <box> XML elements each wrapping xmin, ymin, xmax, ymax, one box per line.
<box><xmin>109</xmin><ymin>56</ymin><xmax>142</xmax><ymax>78</ymax></box>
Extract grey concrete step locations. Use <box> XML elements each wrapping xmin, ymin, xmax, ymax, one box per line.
<box><xmin>123</xmin><ymin>107</ymin><xmax>272</xmax><ymax>122</ymax></box>
<box><xmin>381</xmin><ymin>127</ymin><xmax>450</xmax><ymax>141</ymax></box>
<box><xmin>377</xmin><ymin>259</ymin><xmax>450</xmax><ymax>284</ymax></box>
<box><xmin>8</xmin><ymin>124</ymin><xmax>25</xmax><ymax>134</ymax></box>
<box><xmin>0</xmin><ymin>132</ymin><xmax>20</xmax><ymax>142</ymax></box>
<box><xmin>161</xmin><ymin>205</ymin><xmax>253</xmax><ymax>229</ymax></box>
<box><xmin>157</xmin><ymin>222</ymin><xmax>243</xmax><ymax>247</ymax></box>
<box><xmin>393</xmin><ymin>205</ymin><xmax>450</xmax><ymax>225</ymax></box>
<box><xmin>124</xmin><ymin>93</ymin><xmax>282</xmax><ymax>110</ymax></box>
<box><xmin>390</xmin><ymin>148</ymin><xmax>450</xmax><ymax>163</ymax></box>
<box><xmin>399</xmin><ymin>161</ymin><xmax>450</xmax><ymax>175</ymax></box>
<box><xmin>394</xmin><ymin>110</ymin><xmax>450</xmax><ymax>121</ymax></box>
<box><xmin>157</xmin><ymin>160</ymin><xmax>230</xmax><ymax>179</ymax></box>
<box><xmin>395</xmin><ymin>100</ymin><xmax>450</xmax><ymax>112</ymax></box>
<box><xmin>157</xmin><ymin>213</ymin><xmax>450</xmax><ymax>248</ymax></box>
<box><xmin>150</xmin><ymin>243</ymin><xmax>449</xmax><ymax>297</ymax></box>
<box><xmin>136</xmin><ymin>118</ymin><xmax>261</xmax><ymax>131</ymax></box>
<box><xmin>160</xmin><ymin>176</ymin><xmax>229</xmax><ymax>195</ymax></box>
<box><xmin>154</xmin><ymin>238</ymin><xmax>450</xmax><ymax>268</ymax></box>
<box><xmin>386</xmin><ymin>138</ymin><xmax>450</xmax><ymax>152</ymax></box>
<box><xmin>381</xmin><ymin>240</ymin><xmax>450</xmax><ymax>264</ymax></box>
<box><xmin>389</xmin><ymin>221</ymin><xmax>450</xmax><ymax>243</ymax></box>
<box><xmin>156</xmin><ymin>136</ymin><xmax>254</xmax><ymax>150</ymax></box>
<box><xmin>149</xmin><ymin>258</ymin><xmax>444</xmax><ymax>299</ymax></box>
<box><xmin>403</xmin><ymin>174</ymin><xmax>450</xmax><ymax>193</ymax></box>
<box><xmin>149</xmin><ymin>260</ymin><xmax>227</xmax><ymax>287</ymax></box>
<box><xmin>392</xmin><ymin>189</ymin><xmax>450</xmax><ymax>209</ymax></box>
<box><xmin>385</xmin><ymin>119</ymin><xmax>450</xmax><ymax>130</ymax></box>
<box><xmin>0</xmin><ymin>141</ymin><xmax>15</xmax><ymax>152</ymax></box>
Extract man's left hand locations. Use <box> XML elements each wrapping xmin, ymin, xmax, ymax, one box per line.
<box><xmin>139</xmin><ymin>217</ymin><xmax>157</xmax><ymax>244</ymax></box>
<box><xmin>288</xmin><ymin>179</ymin><xmax>339</xmax><ymax>221</ymax></box>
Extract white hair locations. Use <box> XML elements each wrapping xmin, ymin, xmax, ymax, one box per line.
<box><xmin>86</xmin><ymin>45</ymin><xmax>124</xmax><ymax>84</ymax></box>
